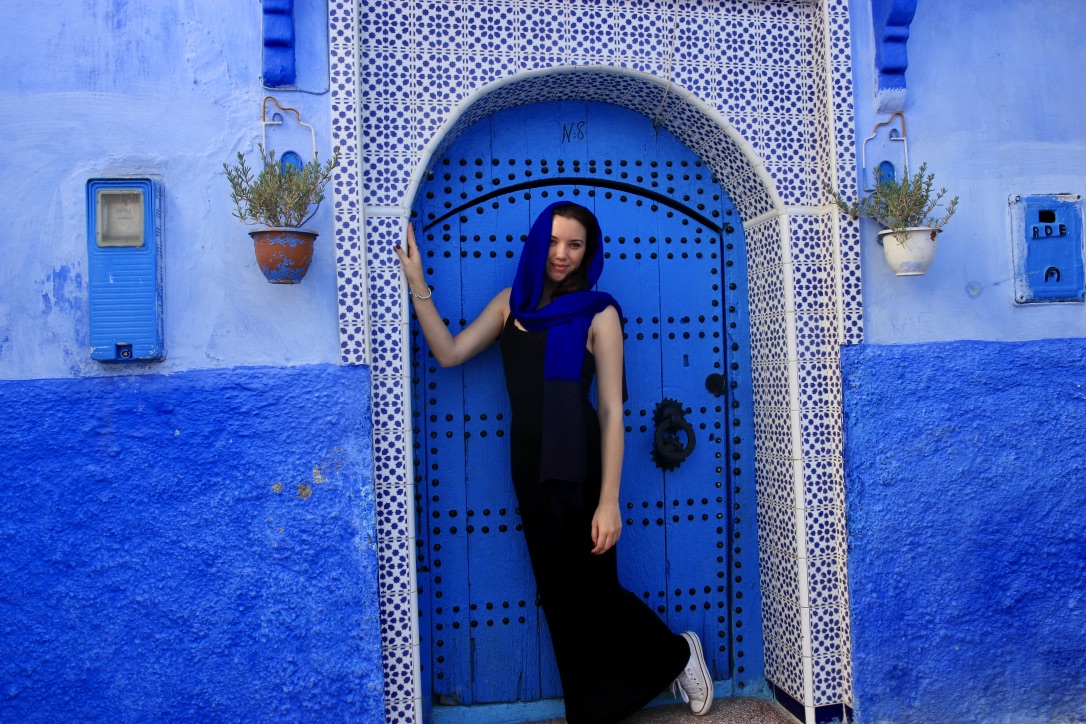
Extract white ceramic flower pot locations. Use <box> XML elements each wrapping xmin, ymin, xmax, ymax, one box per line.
<box><xmin>877</xmin><ymin>227</ymin><xmax>940</xmax><ymax>276</ymax></box>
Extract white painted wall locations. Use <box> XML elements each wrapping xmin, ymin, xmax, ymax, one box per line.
<box><xmin>849</xmin><ymin>0</ymin><xmax>1086</xmax><ymax>344</ymax></box>
<box><xmin>0</xmin><ymin>0</ymin><xmax>338</xmax><ymax>380</ymax></box>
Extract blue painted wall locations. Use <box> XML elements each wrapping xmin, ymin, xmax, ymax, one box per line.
<box><xmin>0</xmin><ymin>364</ymin><xmax>382</xmax><ymax>721</ymax></box>
<box><xmin>849</xmin><ymin>0</ymin><xmax>1086</xmax><ymax>344</ymax></box>
<box><xmin>0</xmin><ymin>4</ymin><xmax>383</xmax><ymax>719</ymax></box>
<box><xmin>841</xmin><ymin>340</ymin><xmax>1086</xmax><ymax>722</ymax></box>
<box><xmin>0</xmin><ymin>0</ymin><xmax>337</xmax><ymax>380</ymax></box>
<box><xmin>846</xmin><ymin>3</ymin><xmax>1086</xmax><ymax>718</ymax></box>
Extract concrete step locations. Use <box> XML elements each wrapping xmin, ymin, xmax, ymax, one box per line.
<box><xmin>538</xmin><ymin>697</ymin><xmax>796</xmax><ymax>724</ymax></box>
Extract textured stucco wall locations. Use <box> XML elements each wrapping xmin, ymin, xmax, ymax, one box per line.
<box><xmin>0</xmin><ymin>0</ymin><xmax>338</xmax><ymax>380</ymax></box>
<box><xmin>842</xmin><ymin>340</ymin><xmax>1086</xmax><ymax>723</ymax></box>
<box><xmin>0</xmin><ymin>364</ymin><xmax>382</xmax><ymax>722</ymax></box>
<box><xmin>848</xmin><ymin>0</ymin><xmax>1086</xmax><ymax>344</ymax></box>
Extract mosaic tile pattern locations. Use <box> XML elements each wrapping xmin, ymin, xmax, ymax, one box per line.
<box><xmin>764</xmin><ymin>628</ymin><xmax>805</xmax><ymax>707</ymax></box>
<box><xmin>330</xmin><ymin>0</ymin><xmax>364</xmax><ymax>366</ymax></box>
<box><xmin>329</xmin><ymin>0</ymin><xmax>861</xmax><ymax>720</ymax></box>
<box><xmin>840</xmin><ymin>624</ymin><xmax>855</xmax><ymax>708</ymax></box>
<box><xmin>827</xmin><ymin>0</ymin><xmax>862</xmax><ymax>354</ymax></box>
<box><xmin>817</xmin><ymin>0</ymin><xmax>855</xmax><ymax>707</ymax></box>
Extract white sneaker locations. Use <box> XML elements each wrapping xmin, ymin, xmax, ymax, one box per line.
<box><xmin>671</xmin><ymin>631</ymin><xmax>714</xmax><ymax>716</ymax></box>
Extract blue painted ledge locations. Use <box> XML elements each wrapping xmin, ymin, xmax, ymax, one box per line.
<box><xmin>262</xmin><ymin>0</ymin><xmax>297</xmax><ymax>87</ymax></box>
<box><xmin>871</xmin><ymin>0</ymin><xmax>917</xmax><ymax>112</ymax></box>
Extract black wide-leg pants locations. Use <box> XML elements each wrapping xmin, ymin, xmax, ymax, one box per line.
<box><xmin>513</xmin><ymin>476</ymin><xmax>690</xmax><ymax>724</ymax></box>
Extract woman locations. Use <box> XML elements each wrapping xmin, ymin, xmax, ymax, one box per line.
<box><xmin>395</xmin><ymin>201</ymin><xmax>713</xmax><ymax>722</ymax></box>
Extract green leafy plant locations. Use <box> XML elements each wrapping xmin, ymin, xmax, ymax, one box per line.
<box><xmin>224</xmin><ymin>144</ymin><xmax>340</xmax><ymax>228</ymax></box>
<box><xmin>828</xmin><ymin>163</ymin><xmax>959</xmax><ymax>241</ymax></box>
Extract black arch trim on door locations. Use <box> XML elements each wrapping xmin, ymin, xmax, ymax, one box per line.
<box><xmin>421</xmin><ymin>177</ymin><xmax>725</xmax><ymax>234</ymax></box>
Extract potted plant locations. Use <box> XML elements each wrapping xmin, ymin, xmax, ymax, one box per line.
<box><xmin>829</xmin><ymin>163</ymin><xmax>959</xmax><ymax>276</ymax></box>
<box><xmin>224</xmin><ymin>144</ymin><xmax>340</xmax><ymax>283</ymax></box>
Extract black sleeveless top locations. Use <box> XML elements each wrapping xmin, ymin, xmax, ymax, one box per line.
<box><xmin>499</xmin><ymin>314</ymin><xmax>601</xmax><ymax>493</ymax></box>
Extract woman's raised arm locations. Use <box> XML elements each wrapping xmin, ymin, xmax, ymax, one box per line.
<box><xmin>395</xmin><ymin>224</ymin><xmax>508</xmax><ymax>368</ymax></box>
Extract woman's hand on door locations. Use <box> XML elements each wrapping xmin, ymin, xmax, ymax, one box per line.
<box><xmin>395</xmin><ymin>223</ymin><xmax>430</xmax><ymax>297</ymax></box>
<box><xmin>590</xmin><ymin>499</ymin><xmax>622</xmax><ymax>555</ymax></box>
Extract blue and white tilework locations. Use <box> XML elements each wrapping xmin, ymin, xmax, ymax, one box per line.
<box><xmin>330</xmin><ymin>0</ymin><xmax>860</xmax><ymax>719</ymax></box>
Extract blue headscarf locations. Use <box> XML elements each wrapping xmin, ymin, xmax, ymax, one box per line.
<box><xmin>510</xmin><ymin>202</ymin><xmax>622</xmax><ymax>484</ymax></box>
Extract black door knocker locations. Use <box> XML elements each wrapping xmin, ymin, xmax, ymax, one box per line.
<box><xmin>651</xmin><ymin>398</ymin><xmax>696</xmax><ymax>471</ymax></box>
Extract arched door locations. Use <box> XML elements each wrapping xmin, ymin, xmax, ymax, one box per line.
<box><xmin>411</xmin><ymin>101</ymin><xmax>761</xmax><ymax>713</ymax></box>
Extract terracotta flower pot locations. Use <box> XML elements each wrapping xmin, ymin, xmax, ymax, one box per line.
<box><xmin>249</xmin><ymin>228</ymin><xmax>318</xmax><ymax>284</ymax></box>
<box><xmin>877</xmin><ymin>227</ymin><xmax>940</xmax><ymax>276</ymax></box>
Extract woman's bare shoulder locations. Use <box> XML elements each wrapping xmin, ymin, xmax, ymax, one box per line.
<box><xmin>589</xmin><ymin>304</ymin><xmax>622</xmax><ymax>352</ymax></box>
<box><xmin>591</xmin><ymin>303</ymin><xmax>621</xmax><ymax>328</ymax></box>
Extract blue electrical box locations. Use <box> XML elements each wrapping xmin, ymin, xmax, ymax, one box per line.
<box><xmin>86</xmin><ymin>178</ymin><xmax>165</xmax><ymax>361</ymax></box>
<box><xmin>1010</xmin><ymin>193</ymin><xmax>1085</xmax><ymax>304</ymax></box>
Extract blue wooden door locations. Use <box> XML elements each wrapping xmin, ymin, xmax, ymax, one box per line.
<box><xmin>411</xmin><ymin>101</ymin><xmax>758</xmax><ymax>711</ymax></box>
